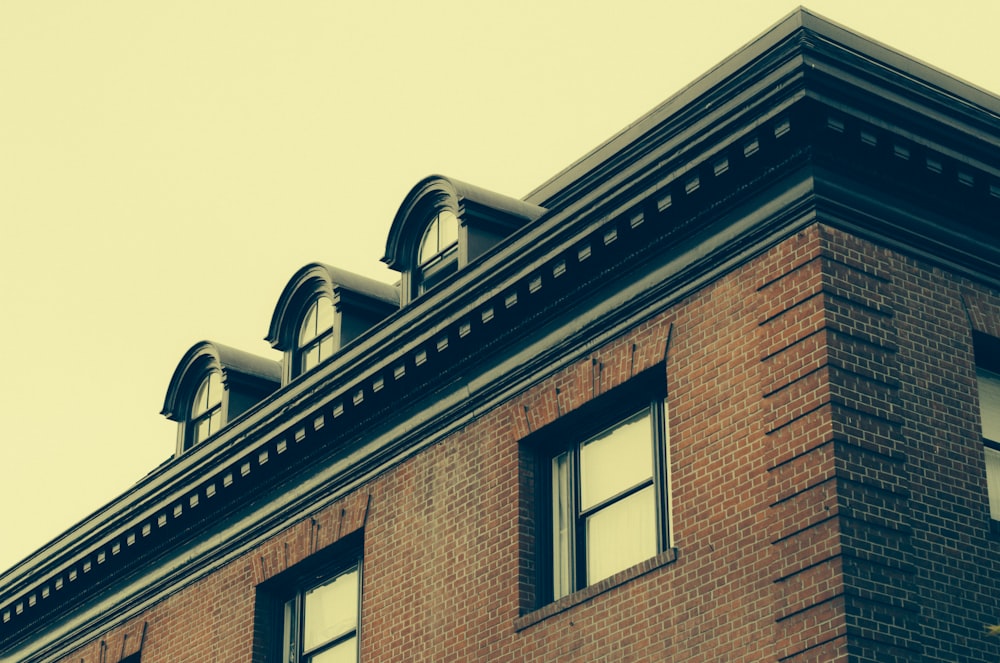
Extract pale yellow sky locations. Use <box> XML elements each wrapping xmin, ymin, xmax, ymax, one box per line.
<box><xmin>1</xmin><ymin>1</ymin><xmax>998</xmax><ymax>574</ymax></box>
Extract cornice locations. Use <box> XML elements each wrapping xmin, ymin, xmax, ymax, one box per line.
<box><xmin>525</xmin><ymin>8</ymin><xmax>1000</xmax><ymax>211</ymax></box>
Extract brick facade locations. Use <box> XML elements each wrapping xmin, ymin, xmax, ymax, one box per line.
<box><xmin>49</xmin><ymin>224</ymin><xmax>1000</xmax><ymax>662</ymax></box>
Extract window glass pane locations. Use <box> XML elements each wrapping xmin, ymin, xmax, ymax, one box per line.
<box><xmin>300</xmin><ymin>297</ymin><xmax>334</xmax><ymax>345</ymax></box>
<box><xmin>579</xmin><ymin>410</ymin><xmax>652</xmax><ymax>510</ymax></box>
<box><xmin>303</xmin><ymin>568</ymin><xmax>359</xmax><ymax>652</ymax></box>
<box><xmin>551</xmin><ymin>451</ymin><xmax>572</xmax><ymax>600</ymax></box>
<box><xmin>585</xmin><ymin>485</ymin><xmax>656</xmax><ymax>585</ymax></box>
<box><xmin>194</xmin><ymin>380</ymin><xmax>209</xmax><ymax>413</ymax></box>
<box><xmin>283</xmin><ymin>598</ymin><xmax>298</xmax><ymax>663</ymax></box>
<box><xmin>310</xmin><ymin>637</ymin><xmax>357</xmax><ymax>663</ymax></box>
<box><xmin>194</xmin><ymin>418</ymin><xmax>212</xmax><ymax>445</ymax></box>
<box><xmin>300</xmin><ymin>300</ymin><xmax>319</xmax><ymax>343</ymax></box>
<box><xmin>209</xmin><ymin>410</ymin><xmax>222</xmax><ymax>436</ymax></box>
<box><xmin>315</xmin><ymin>297</ymin><xmax>334</xmax><ymax>338</ymax></box>
<box><xmin>978</xmin><ymin>368</ymin><xmax>1000</xmax><ymax>442</ymax></box>
<box><xmin>437</xmin><ymin>210</ymin><xmax>458</xmax><ymax>249</ymax></box>
<box><xmin>986</xmin><ymin>445</ymin><xmax>1000</xmax><ymax>520</ymax></box>
<box><xmin>418</xmin><ymin>217</ymin><xmax>439</xmax><ymax>264</ymax></box>
<box><xmin>192</xmin><ymin>371</ymin><xmax>223</xmax><ymax>417</ymax></box>
<box><xmin>302</xmin><ymin>345</ymin><xmax>320</xmax><ymax>373</ymax></box>
<box><xmin>319</xmin><ymin>335</ymin><xmax>336</xmax><ymax>365</ymax></box>
<box><xmin>418</xmin><ymin>211</ymin><xmax>459</xmax><ymax>266</ymax></box>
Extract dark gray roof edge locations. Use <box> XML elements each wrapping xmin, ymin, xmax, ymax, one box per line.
<box><xmin>214</xmin><ymin>342</ymin><xmax>283</xmax><ymax>384</ymax></box>
<box><xmin>161</xmin><ymin>340</ymin><xmax>281</xmax><ymax>419</ymax></box>
<box><xmin>523</xmin><ymin>6</ymin><xmax>1000</xmax><ymax>207</ymax></box>
<box><xmin>318</xmin><ymin>263</ymin><xmax>400</xmax><ymax>305</ymax></box>
<box><xmin>451</xmin><ymin>177</ymin><xmax>547</xmax><ymax>222</ymax></box>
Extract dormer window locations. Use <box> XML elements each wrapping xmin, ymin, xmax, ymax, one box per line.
<box><xmin>383</xmin><ymin>175</ymin><xmax>546</xmax><ymax>305</ymax></box>
<box><xmin>416</xmin><ymin>210</ymin><xmax>459</xmax><ymax>295</ymax></box>
<box><xmin>163</xmin><ymin>341</ymin><xmax>281</xmax><ymax>456</ymax></box>
<box><xmin>298</xmin><ymin>295</ymin><xmax>336</xmax><ymax>374</ymax></box>
<box><xmin>268</xmin><ymin>264</ymin><xmax>399</xmax><ymax>385</ymax></box>
<box><xmin>190</xmin><ymin>370</ymin><xmax>224</xmax><ymax>447</ymax></box>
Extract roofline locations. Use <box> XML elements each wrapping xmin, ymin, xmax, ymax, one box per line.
<box><xmin>523</xmin><ymin>7</ymin><xmax>1000</xmax><ymax>208</ymax></box>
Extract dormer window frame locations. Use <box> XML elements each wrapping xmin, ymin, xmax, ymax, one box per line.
<box><xmin>415</xmin><ymin>209</ymin><xmax>460</xmax><ymax>297</ymax></box>
<box><xmin>189</xmin><ymin>368</ymin><xmax>226</xmax><ymax>449</ymax></box>
<box><xmin>267</xmin><ymin>263</ymin><xmax>400</xmax><ymax>386</ymax></box>
<box><xmin>162</xmin><ymin>341</ymin><xmax>281</xmax><ymax>457</ymax></box>
<box><xmin>172</xmin><ymin>354</ymin><xmax>230</xmax><ymax>455</ymax></box>
<box><xmin>296</xmin><ymin>294</ymin><xmax>337</xmax><ymax>377</ymax></box>
<box><xmin>272</xmin><ymin>276</ymin><xmax>338</xmax><ymax>384</ymax></box>
<box><xmin>382</xmin><ymin>175</ymin><xmax>547</xmax><ymax>307</ymax></box>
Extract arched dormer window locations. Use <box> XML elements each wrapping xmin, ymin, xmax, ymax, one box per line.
<box><xmin>383</xmin><ymin>175</ymin><xmax>546</xmax><ymax>305</ymax></box>
<box><xmin>416</xmin><ymin>210</ymin><xmax>459</xmax><ymax>295</ymax></box>
<box><xmin>190</xmin><ymin>370</ymin><xmax>224</xmax><ymax>446</ymax></box>
<box><xmin>297</xmin><ymin>295</ymin><xmax>336</xmax><ymax>374</ymax></box>
<box><xmin>268</xmin><ymin>264</ymin><xmax>399</xmax><ymax>385</ymax></box>
<box><xmin>162</xmin><ymin>341</ymin><xmax>281</xmax><ymax>456</ymax></box>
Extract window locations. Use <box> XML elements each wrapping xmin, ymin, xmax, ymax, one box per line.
<box><xmin>189</xmin><ymin>370</ymin><xmax>224</xmax><ymax>448</ymax></box>
<box><xmin>297</xmin><ymin>296</ymin><xmax>336</xmax><ymax>375</ymax></box>
<box><xmin>281</xmin><ymin>562</ymin><xmax>360</xmax><ymax>663</ymax></box>
<box><xmin>977</xmin><ymin>359</ymin><xmax>1000</xmax><ymax>522</ymax></box>
<box><xmin>415</xmin><ymin>210</ymin><xmax>459</xmax><ymax>296</ymax></box>
<box><xmin>542</xmin><ymin>391</ymin><xmax>670</xmax><ymax>602</ymax></box>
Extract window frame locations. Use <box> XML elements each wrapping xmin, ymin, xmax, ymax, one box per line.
<box><xmin>294</xmin><ymin>295</ymin><xmax>337</xmax><ymax>378</ymax></box>
<box><xmin>531</xmin><ymin>370</ymin><xmax>671</xmax><ymax>606</ymax></box>
<box><xmin>280</xmin><ymin>562</ymin><xmax>361</xmax><ymax>663</ymax></box>
<box><xmin>258</xmin><ymin>544</ymin><xmax>363</xmax><ymax>663</ymax></box>
<box><xmin>974</xmin><ymin>333</ymin><xmax>1000</xmax><ymax>525</ymax></box>
<box><xmin>186</xmin><ymin>369</ymin><xmax>225</xmax><ymax>450</ymax></box>
<box><xmin>414</xmin><ymin>209</ymin><xmax>459</xmax><ymax>297</ymax></box>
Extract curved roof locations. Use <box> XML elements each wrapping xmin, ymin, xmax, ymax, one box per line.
<box><xmin>266</xmin><ymin>263</ymin><xmax>399</xmax><ymax>349</ymax></box>
<box><xmin>161</xmin><ymin>340</ymin><xmax>281</xmax><ymax>420</ymax></box>
<box><xmin>382</xmin><ymin>174</ymin><xmax>546</xmax><ymax>271</ymax></box>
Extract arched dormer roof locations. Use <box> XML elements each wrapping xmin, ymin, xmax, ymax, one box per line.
<box><xmin>162</xmin><ymin>341</ymin><xmax>281</xmax><ymax>420</ymax></box>
<box><xmin>266</xmin><ymin>263</ymin><xmax>399</xmax><ymax>383</ymax></box>
<box><xmin>382</xmin><ymin>175</ymin><xmax>547</xmax><ymax>275</ymax></box>
<box><xmin>266</xmin><ymin>263</ymin><xmax>399</xmax><ymax>351</ymax></box>
<box><xmin>161</xmin><ymin>341</ymin><xmax>281</xmax><ymax>454</ymax></box>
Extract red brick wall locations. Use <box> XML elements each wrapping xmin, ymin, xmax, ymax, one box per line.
<box><xmin>55</xmin><ymin>223</ymin><xmax>1000</xmax><ymax>662</ymax></box>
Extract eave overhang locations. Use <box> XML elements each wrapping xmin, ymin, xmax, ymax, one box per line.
<box><xmin>4</xmin><ymin>8</ymin><xmax>1000</xmax><ymax>661</ymax></box>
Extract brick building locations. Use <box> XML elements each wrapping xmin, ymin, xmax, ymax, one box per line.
<box><xmin>2</xmin><ymin>8</ymin><xmax>999</xmax><ymax>662</ymax></box>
